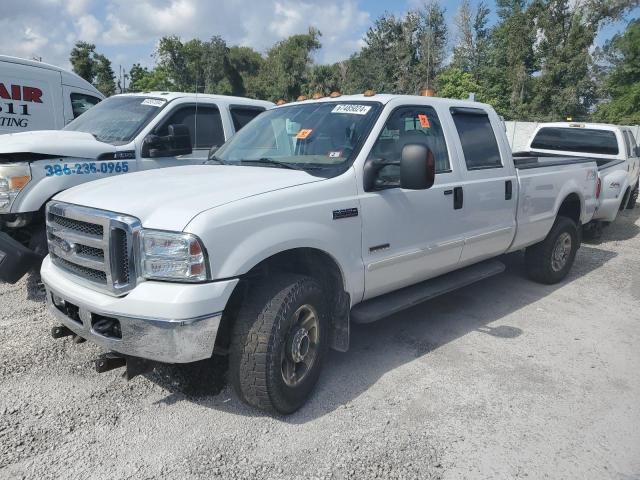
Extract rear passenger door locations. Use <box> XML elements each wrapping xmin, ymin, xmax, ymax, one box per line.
<box><xmin>140</xmin><ymin>104</ymin><xmax>227</xmax><ymax>169</ymax></box>
<box><xmin>449</xmin><ymin>107</ymin><xmax>517</xmax><ymax>265</ymax></box>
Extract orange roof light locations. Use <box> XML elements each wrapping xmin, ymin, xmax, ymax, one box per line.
<box><xmin>329</xmin><ymin>91</ymin><xmax>341</xmax><ymax>98</ymax></box>
<box><xmin>296</xmin><ymin>95</ymin><xmax>308</xmax><ymax>101</ymax></box>
<box><xmin>311</xmin><ymin>92</ymin><xmax>323</xmax><ymax>99</ymax></box>
<box><xmin>363</xmin><ymin>89</ymin><xmax>375</xmax><ymax>97</ymax></box>
<box><xmin>276</xmin><ymin>99</ymin><xmax>286</xmax><ymax>105</ymax></box>
<box><xmin>420</xmin><ymin>88</ymin><xmax>435</xmax><ymax>97</ymax></box>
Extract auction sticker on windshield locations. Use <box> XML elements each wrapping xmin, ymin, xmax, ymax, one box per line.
<box><xmin>141</xmin><ymin>98</ymin><xmax>166</xmax><ymax>107</ymax></box>
<box><xmin>331</xmin><ymin>104</ymin><xmax>372</xmax><ymax>115</ymax></box>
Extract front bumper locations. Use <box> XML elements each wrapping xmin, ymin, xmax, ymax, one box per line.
<box><xmin>0</xmin><ymin>231</ymin><xmax>40</xmax><ymax>283</ymax></box>
<box><xmin>41</xmin><ymin>256</ymin><xmax>239</xmax><ymax>363</ymax></box>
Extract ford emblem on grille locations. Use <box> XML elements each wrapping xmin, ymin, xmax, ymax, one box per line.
<box><xmin>58</xmin><ymin>239</ymin><xmax>73</xmax><ymax>253</ymax></box>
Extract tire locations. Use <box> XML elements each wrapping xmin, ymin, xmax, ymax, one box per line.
<box><xmin>525</xmin><ymin>216</ymin><xmax>579</xmax><ymax>284</ymax></box>
<box><xmin>27</xmin><ymin>225</ymin><xmax>48</xmax><ymax>278</ymax></box>
<box><xmin>229</xmin><ymin>274</ymin><xmax>328</xmax><ymax>414</ymax></box>
<box><xmin>627</xmin><ymin>181</ymin><xmax>639</xmax><ymax>209</ymax></box>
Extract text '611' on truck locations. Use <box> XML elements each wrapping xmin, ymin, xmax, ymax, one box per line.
<box><xmin>41</xmin><ymin>94</ymin><xmax>600</xmax><ymax>414</ymax></box>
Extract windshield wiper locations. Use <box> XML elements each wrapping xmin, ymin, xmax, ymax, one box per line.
<box><xmin>241</xmin><ymin>158</ymin><xmax>303</xmax><ymax>171</ymax></box>
<box><xmin>204</xmin><ymin>155</ymin><xmax>225</xmax><ymax>165</ymax></box>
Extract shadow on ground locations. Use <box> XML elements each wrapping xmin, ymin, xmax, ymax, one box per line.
<box><xmin>150</xmin><ymin>244</ymin><xmax>618</xmax><ymax>421</ymax></box>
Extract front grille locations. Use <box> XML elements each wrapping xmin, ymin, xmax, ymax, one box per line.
<box><xmin>51</xmin><ymin>253</ymin><xmax>107</xmax><ymax>284</ymax></box>
<box><xmin>46</xmin><ymin>202</ymin><xmax>140</xmax><ymax>296</ymax></box>
<box><xmin>76</xmin><ymin>245</ymin><xmax>105</xmax><ymax>260</ymax></box>
<box><xmin>49</xmin><ymin>214</ymin><xmax>103</xmax><ymax>237</ymax></box>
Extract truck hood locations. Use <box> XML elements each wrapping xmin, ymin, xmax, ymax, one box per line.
<box><xmin>0</xmin><ymin>130</ymin><xmax>116</xmax><ymax>162</ymax></box>
<box><xmin>54</xmin><ymin>165</ymin><xmax>325</xmax><ymax>231</ymax></box>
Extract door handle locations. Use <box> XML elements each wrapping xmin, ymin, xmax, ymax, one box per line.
<box><xmin>454</xmin><ymin>186</ymin><xmax>463</xmax><ymax>210</ymax></box>
<box><xmin>505</xmin><ymin>180</ymin><xmax>513</xmax><ymax>200</ymax></box>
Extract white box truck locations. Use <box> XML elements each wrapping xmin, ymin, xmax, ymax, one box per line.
<box><xmin>0</xmin><ymin>55</ymin><xmax>104</xmax><ymax>134</ymax></box>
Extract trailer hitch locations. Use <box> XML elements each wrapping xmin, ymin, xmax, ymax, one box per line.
<box><xmin>94</xmin><ymin>353</ymin><xmax>153</xmax><ymax>380</ymax></box>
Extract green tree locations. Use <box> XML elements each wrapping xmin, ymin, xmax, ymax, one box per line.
<box><xmin>415</xmin><ymin>0</ymin><xmax>448</xmax><ymax>92</ymax></box>
<box><xmin>70</xmin><ymin>41</ymin><xmax>96</xmax><ymax>83</ymax></box>
<box><xmin>452</xmin><ymin>0</ymin><xmax>491</xmax><ymax>82</ymax></box>
<box><xmin>437</xmin><ymin>67</ymin><xmax>482</xmax><ymax>99</ymax></box>
<box><xmin>93</xmin><ymin>53</ymin><xmax>116</xmax><ymax>96</ymax></box>
<box><xmin>594</xmin><ymin>19</ymin><xmax>640</xmax><ymax>124</ymax></box>
<box><xmin>252</xmin><ymin>28</ymin><xmax>321</xmax><ymax>101</ymax></box>
<box><xmin>128</xmin><ymin>64</ymin><xmax>175</xmax><ymax>92</ymax></box>
<box><xmin>227</xmin><ymin>46</ymin><xmax>263</xmax><ymax>97</ymax></box>
<box><xmin>69</xmin><ymin>41</ymin><xmax>116</xmax><ymax>96</ymax></box>
<box><xmin>530</xmin><ymin>0</ymin><xmax>638</xmax><ymax>121</ymax></box>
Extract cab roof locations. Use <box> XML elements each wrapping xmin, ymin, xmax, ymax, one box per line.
<box><xmin>119</xmin><ymin>91</ymin><xmax>274</xmax><ymax>108</ymax></box>
<box><xmin>276</xmin><ymin>93</ymin><xmax>494</xmax><ymax>111</ymax></box>
<box><xmin>536</xmin><ymin>122</ymin><xmax>627</xmax><ymax>132</ymax></box>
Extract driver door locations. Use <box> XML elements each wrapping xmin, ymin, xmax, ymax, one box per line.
<box><xmin>138</xmin><ymin>104</ymin><xmax>227</xmax><ymax>170</ymax></box>
<box><xmin>359</xmin><ymin>105</ymin><xmax>466</xmax><ymax>300</ymax></box>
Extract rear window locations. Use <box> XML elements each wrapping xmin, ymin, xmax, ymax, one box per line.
<box><xmin>451</xmin><ymin>109</ymin><xmax>502</xmax><ymax>170</ymax></box>
<box><xmin>531</xmin><ymin>127</ymin><xmax>619</xmax><ymax>155</ymax></box>
<box><xmin>230</xmin><ymin>107</ymin><xmax>265</xmax><ymax>131</ymax></box>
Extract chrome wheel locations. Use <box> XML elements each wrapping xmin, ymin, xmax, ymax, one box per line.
<box><xmin>281</xmin><ymin>304</ymin><xmax>320</xmax><ymax>387</ymax></box>
<box><xmin>551</xmin><ymin>232</ymin><xmax>572</xmax><ymax>272</ymax></box>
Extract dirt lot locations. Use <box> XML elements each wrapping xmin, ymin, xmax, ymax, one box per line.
<box><xmin>1</xmin><ymin>204</ymin><xmax>639</xmax><ymax>480</ymax></box>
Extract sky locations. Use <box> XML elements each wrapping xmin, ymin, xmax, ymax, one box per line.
<box><xmin>0</xmin><ymin>0</ymin><xmax>637</xmax><ymax>76</ymax></box>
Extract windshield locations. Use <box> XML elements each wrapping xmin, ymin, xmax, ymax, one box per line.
<box><xmin>214</xmin><ymin>101</ymin><xmax>381</xmax><ymax>171</ymax></box>
<box><xmin>64</xmin><ymin>96</ymin><xmax>168</xmax><ymax>145</ymax></box>
<box><xmin>531</xmin><ymin>127</ymin><xmax>619</xmax><ymax>155</ymax></box>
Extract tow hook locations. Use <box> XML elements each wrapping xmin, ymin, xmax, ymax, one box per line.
<box><xmin>51</xmin><ymin>325</ymin><xmax>74</xmax><ymax>338</ymax></box>
<box><xmin>94</xmin><ymin>353</ymin><xmax>153</xmax><ymax>380</ymax></box>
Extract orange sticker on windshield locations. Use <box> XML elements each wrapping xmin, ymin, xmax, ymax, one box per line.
<box><xmin>418</xmin><ymin>114</ymin><xmax>430</xmax><ymax>128</ymax></box>
<box><xmin>296</xmin><ymin>128</ymin><xmax>313</xmax><ymax>139</ymax></box>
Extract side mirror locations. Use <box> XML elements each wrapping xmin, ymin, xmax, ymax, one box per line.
<box><xmin>142</xmin><ymin>124</ymin><xmax>193</xmax><ymax>158</ymax></box>
<box><xmin>166</xmin><ymin>124</ymin><xmax>192</xmax><ymax>156</ymax></box>
<box><xmin>400</xmin><ymin>144</ymin><xmax>435</xmax><ymax>190</ymax></box>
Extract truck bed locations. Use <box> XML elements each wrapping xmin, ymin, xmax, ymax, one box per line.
<box><xmin>513</xmin><ymin>151</ymin><xmax>623</xmax><ymax>171</ymax></box>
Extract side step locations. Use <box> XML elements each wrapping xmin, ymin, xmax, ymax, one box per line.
<box><xmin>351</xmin><ymin>259</ymin><xmax>506</xmax><ymax>324</ymax></box>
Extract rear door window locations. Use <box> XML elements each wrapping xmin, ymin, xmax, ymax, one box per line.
<box><xmin>531</xmin><ymin>127</ymin><xmax>619</xmax><ymax>155</ymax></box>
<box><xmin>230</xmin><ymin>107</ymin><xmax>265</xmax><ymax>132</ymax></box>
<box><xmin>450</xmin><ymin>108</ymin><xmax>502</xmax><ymax>170</ymax></box>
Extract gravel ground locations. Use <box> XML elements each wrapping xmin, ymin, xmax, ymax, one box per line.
<box><xmin>1</xmin><ymin>203</ymin><xmax>639</xmax><ymax>480</ymax></box>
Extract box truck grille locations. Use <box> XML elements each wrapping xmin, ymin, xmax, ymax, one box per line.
<box><xmin>46</xmin><ymin>202</ymin><xmax>140</xmax><ymax>296</ymax></box>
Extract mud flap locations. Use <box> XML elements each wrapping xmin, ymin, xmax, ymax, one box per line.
<box><xmin>0</xmin><ymin>232</ymin><xmax>42</xmax><ymax>284</ymax></box>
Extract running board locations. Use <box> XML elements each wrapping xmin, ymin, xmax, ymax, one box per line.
<box><xmin>351</xmin><ymin>259</ymin><xmax>506</xmax><ymax>324</ymax></box>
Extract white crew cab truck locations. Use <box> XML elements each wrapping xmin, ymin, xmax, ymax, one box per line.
<box><xmin>0</xmin><ymin>92</ymin><xmax>272</xmax><ymax>283</ymax></box>
<box><xmin>41</xmin><ymin>94</ymin><xmax>599</xmax><ymax>413</ymax></box>
<box><xmin>0</xmin><ymin>55</ymin><xmax>104</xmax><ymax>134</ymax></box>
<box><xmin>522</xmin><ymin>122</ymin><xmax>639</xmax><ymax>227</ymax></box>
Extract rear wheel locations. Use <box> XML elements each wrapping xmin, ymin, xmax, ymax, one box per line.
<box><xmin>229</xmin><ymin>274</ymin><xmax>327</xmax><ymax>414</ymax></box>
<box><xmin>525</xmin><ymin>216</ymin><xmax>579</xmax><ymax>284</ymax></box>
<box><xmin>627</xmin><ymin>181</ymin><xmax>639</xmax><ymax>209</ymax></box>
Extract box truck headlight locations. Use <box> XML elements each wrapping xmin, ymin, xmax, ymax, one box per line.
<box><xmin>138</xmin><ymin>230</ymin><xmax>209</xmax><ymax>282</ymax></box>
<box><xmin>0</xmin><ymin>164</ymin><xmax>31</xmax><ymax>213</ymax></box>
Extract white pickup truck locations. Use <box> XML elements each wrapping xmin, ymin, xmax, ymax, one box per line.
<box><xmin>522</xmin><ymin>122</ymin><xmax>639</xmax><ymax>229</ymax></box>
<box><xmin>0</xmin><ymin>92</ymin><xmax>272</xmax><ymax>283</ymax></box>
<box><xmin>41</xmin><ymin>94</ymin><xmax>599</xmax><ymax>413</ymax></box>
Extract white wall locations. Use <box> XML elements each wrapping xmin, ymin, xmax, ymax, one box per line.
<box><xmin>504</xmin><ymin>121</ymin><xmax>640</xmax><ymax>151</ymax></box>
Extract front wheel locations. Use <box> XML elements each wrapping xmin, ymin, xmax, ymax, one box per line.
<box><xmin>229</xmin><ymin>274</ymin><xmax>328</xmax><ymax>414</ymax></box>
<box><xmin>525</xmin><ymin>216</ymin><xmax>579</xmax><ymax>284</ymax></box>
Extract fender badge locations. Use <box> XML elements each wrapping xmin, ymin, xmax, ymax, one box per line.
<box><xmin>333</xmin><ymin>208</ymin><xmax>358</xmax><ymax>220</ymax></box>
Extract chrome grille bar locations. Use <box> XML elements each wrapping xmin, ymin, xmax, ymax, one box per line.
<box><xmin>46</xmin><ymin>202</ymin><xmax>141</xmax><ymax>296</ymax></box>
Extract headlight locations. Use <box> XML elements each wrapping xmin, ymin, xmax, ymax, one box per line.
<box><xmin>138</xmin><ymin>230</ymin><xmax>209</xmax><ymax>282</ymax></box>
<box><xmin>0</xmin><ymin>163</ymin><xmax>31</xmax><ymax>213</ymax></box>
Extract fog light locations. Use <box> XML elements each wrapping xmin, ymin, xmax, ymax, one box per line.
<box><xmin>52</xmin><ymin>293</ymin><xmax>65</xmax><ymax>308</ymax></box>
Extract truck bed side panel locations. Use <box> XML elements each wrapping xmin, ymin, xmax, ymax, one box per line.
<box><xmin>508</xmin><ymin>162</ymin><xmax>598</xmax><ymax>252</ymax></box>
